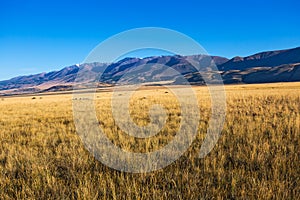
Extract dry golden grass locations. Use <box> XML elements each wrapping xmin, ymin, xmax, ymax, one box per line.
<box><xmin>0</xmin><ymin>82</ymin><xmax>299</xmax><ymax>199</ymax></box>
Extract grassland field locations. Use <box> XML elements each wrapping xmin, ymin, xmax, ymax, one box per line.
<box><xmin>0</xmin><ymin>82</ymin><xmax>299</xmax><ymax>199</ymax></box>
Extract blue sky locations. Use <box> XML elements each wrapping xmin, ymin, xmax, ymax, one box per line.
<box><xmin>0</xmin><ymin>0</ymin><xmax>300</xmax><ymax>80</ymax></box>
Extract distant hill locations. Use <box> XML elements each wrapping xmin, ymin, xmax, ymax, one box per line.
<box><xmin>0</xmin><ymin>47</ymin><xmax>299</xmax><ymax>95</ymax></box>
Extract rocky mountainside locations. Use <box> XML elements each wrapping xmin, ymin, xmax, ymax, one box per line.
<box><xmin>219</xmin><ymin>46</ymin><xmax>300</xmax><ymax>71</ymax></box>
<box><xmin>0</xmin><ymin>47</ymin><xmax>299</xmax><ymax>95</ymax></box>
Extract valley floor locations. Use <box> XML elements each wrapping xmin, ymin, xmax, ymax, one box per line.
<box><xmin>0</xmin><ymin>82</ymin><xmax>299</xmax><ymax>199</ymax></box>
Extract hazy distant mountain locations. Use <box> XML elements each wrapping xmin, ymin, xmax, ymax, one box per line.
<box><xmin>0</xmin><ymin>62</ymin><xmax>107</xmax><ymax>93</ymax></box>
<box><xmin>0</xmin><ymin>47</ymin><xmax>299</xmax><ymax>95</ymax></box>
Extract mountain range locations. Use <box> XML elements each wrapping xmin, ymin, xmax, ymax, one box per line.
<box><xmin>1</xmin><ymin>46</ymin><xmax>300</xmax><ymax>95</ymax></box>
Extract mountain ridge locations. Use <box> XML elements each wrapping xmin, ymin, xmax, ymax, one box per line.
<box><xmin>1</xmin><ymin>47</ymin><xmax>300</xmax><ymax>95</ymax></box>
<box><xmin>219</xmin><ymin>46</ymin><xmax>300</xmax><ymax>71</ymax></box>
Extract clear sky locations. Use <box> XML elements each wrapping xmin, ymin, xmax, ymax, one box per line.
<box><xmin>0</xmin><ymin>0</ymin><xmax>300</xmax><ymax>80</ymax></box>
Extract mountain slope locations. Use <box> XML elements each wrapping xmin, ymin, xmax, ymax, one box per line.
<box><xmin>222</xmin><ymin>63</ymin><xmax>300</xmax><ymax>84</ymax></box>
<box><xmin>219</xmin><ymin>46</ymin><xmax>300</xmax><ymax>71</ymax></box>
<box><xmin>0</xmin><ymin>46</ymin><xmax>300</xmax><ymax>95</ymax></box>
